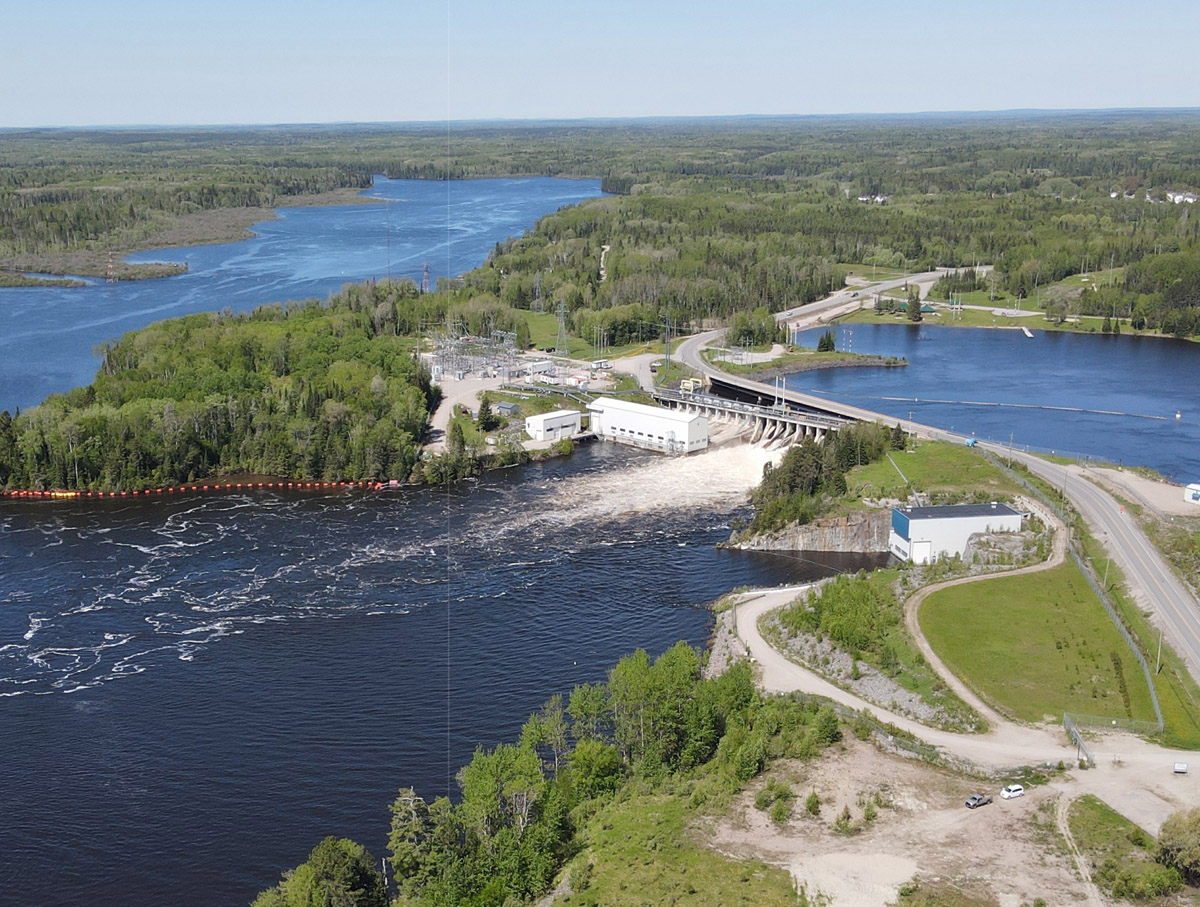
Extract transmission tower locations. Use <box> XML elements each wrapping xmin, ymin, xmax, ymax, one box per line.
<box><xmin>106</xmin><ymin>250</ymin><xmax>116</xmax><ymax>283</ymax></box>
<box><xmin>555</xmin><ymin>301</ymin><xmax>570</xmax><ymax>359</ymax></box>
<box><xmin>421</xmin><ymin>261</ymin><xmax>431</xmax><ymax>294</ymax></box>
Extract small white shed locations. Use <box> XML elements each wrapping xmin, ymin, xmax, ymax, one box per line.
<box><xmin>1185</xmin><ymin>484</ymin><xmax>1200</xmax><ymax>506</ymax></box>
<box><xmin>525</xmin><ymin>409</ymin><xmax>581</xmax><ymax>442</ymax></box>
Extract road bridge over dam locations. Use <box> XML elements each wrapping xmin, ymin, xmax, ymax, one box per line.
<box><xmin>652</xmin><ymin>370</ymin><xmax>903</xmax><ymax>448</ymax></box>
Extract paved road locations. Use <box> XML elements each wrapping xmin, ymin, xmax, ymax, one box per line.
<box><xmin>774</xmin><ymin>269</ymin><xmax>948</xmax><ymax>323</ymax></box>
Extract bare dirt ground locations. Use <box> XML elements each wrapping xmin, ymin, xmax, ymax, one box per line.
<box><xmin>422</xmin><ymin>361</ymin><xmax>619</xmax><ymax>453</ymax></box>
<box><xmin>736</xmin><ymin>584</ymin><xmax>1200</xmax><ymax>833</ymax></box>
<box><xmin>1083</xmin><ymin>465</ymin><xmax>1200</xmax><ymax>518</ymax></box>
<box><xmin>709</xmin><ymin>737</ymin><xmax>1086</xmax><ymax>907</ymax></box>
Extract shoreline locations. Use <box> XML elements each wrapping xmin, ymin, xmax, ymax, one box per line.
<box><xmin>840</xmin><ymin>310</ymin><xmax>1196</xmax><ymax>345</ymax></box>
<box><xmin>1</xmin><ymin>187</ymin><xmax>384</xmax><ymax>282</ymax></box>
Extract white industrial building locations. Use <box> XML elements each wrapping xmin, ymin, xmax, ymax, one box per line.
<box><xmin>524</xmin><ymin>409</ymin><xmax>582</xmax><ymax>442</ymax></box>
<box><xmin>1185</xmin><ymin>484</ymin><xmax>1200</xmax><ymax>506</ymax></box>
<box><xmin>586</xmin><ymin>397</ymin><xmax>708</xmax><ymax>454</ymax></box>
<box><xmin>889</xmin><ymin>502</ymin><xmax>1022</xmax><ymax>564</ymax></box>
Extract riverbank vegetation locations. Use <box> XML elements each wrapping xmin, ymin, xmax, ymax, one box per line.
<box><xmin>0</xmin><ymin>280</ymin><xmax>450</xmax><ymax>490</ymax></box>
<box><xmin>253</xmin><ymin>642</ymin><xmax>847</xmax><ymax>906</ymax></box>
<box><xmin>5</xmin><ymin>112</ymin><xmax>1200</xmax><ymax>337</ymax></box>
<box><xmin>764</xmin><ymin>571</ymin><xmax>985</xmax><ymax>732</ymax></box>
<box><xmin>737</xmin><ymin>422</ymin><xmax>902</xmax><ymax>537</ymax></box>
<box><xmin>703</xmin><ymin>344</ymin><xmax>906</xmax><ymax>378</ymax></box>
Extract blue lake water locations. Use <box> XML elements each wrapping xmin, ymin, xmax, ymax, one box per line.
<box><xmin>0</xmin><ymin>177</ymin><xmax>603</xmax><ymax>413</ymax></box>
<box><xmin>792</xmin><ymin>323</ymin><xmax>1200</xmax><ymax>482</ymax></box>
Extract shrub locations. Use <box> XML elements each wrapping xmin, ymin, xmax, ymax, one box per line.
<box><xmin>805</xmin><ymin>791</ymin><xmax>821</xmax><ymax>816</ymax></box>
<box><xmin>769</xmin><ymin>798</ymin><xmax>793</xmax><ymax>824</ymax></box>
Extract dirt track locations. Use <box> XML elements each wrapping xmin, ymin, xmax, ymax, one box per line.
<box><xmin>735</xmin><ymin>585</ymin><xmax>1200</xmax><ymax>836</ymax></box>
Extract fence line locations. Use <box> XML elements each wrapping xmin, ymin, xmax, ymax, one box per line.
<box><xmin>1063</xmin><ymin>713</ymin><xmax>1096</xmax><ymax>766</ymax></box>
<box><xmin>1063</xmin><ymin>711</ymin><xmax>1162</xmax><ymax>736</ymax></box>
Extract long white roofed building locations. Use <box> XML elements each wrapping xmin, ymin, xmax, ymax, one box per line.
<box><xmin>586</xmin><ymin>397</ymin><xmax>708</xmax><ymax>454</ymax></box>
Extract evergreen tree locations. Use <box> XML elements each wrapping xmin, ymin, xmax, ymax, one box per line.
<box><xmin>446</xmin><ymin>420</ymin><xmax>466</xmax><ymax>454</ymax></box>
<box><xmin>906</xmin><ymin>287</ymin><xmax>923</xmax><ymax>322</ymax></box>
<box><xmin>476</xmin><ymin>395</ymin><xmax>498</xmax><ymax>431</ymax></box>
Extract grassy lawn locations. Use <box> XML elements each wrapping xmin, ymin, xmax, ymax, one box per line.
<box><xmin>920</xmin><ymin>562</ymin><xmax>1159</xmax><ymax>723</ymax></box>
<box><xmin>838</xmin><ymin>301</ymin><xmax>1120</xmax><ymax>335</ymax></box>
<box><xmin>1075</xmin><ymin>527</ymin><xmax>1200</xmax><ymax>749</ymax></box>
<box><xmin>1052</xmin><ymin>268</ymin><xmax>1126</xmax><ymax>290</ymax></box>
<box><xmin>564</xmin><ymin>792</ymin><xmax>800</xmax><ymax>907</ymax></box>
<box><xmin>838</xmin><ymin>263</ymin><xmax>911</xmax><ymax>283</ymax></box>
<box><xmin>847</xmin><ymin>440</ymin><xmax>1024</xmax><ymax>503</ymax></box>
<box><xmin>524</xmin><ymin>312</ymin><xmax>594</xmax><ymax>358</ymax></box>
<box><xmin>524</xmin><ymin>312</ymin><xmax>670</xmax><ymax>360</ymax></box>
<box><xmin>1068</xmin><ymin>794</ymin><xmax>1186</xmax><ymax>901</ymax></box>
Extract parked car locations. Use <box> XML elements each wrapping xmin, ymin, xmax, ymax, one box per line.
<box><xmin>965</xmin><ymin>794</ymin><xmax>993</xmax><ymax>809</ymax></box>
<box><xmin>1001</xmin><ymin>784</ymin><xmax>1025</xmax><ymax>799</ymax></box>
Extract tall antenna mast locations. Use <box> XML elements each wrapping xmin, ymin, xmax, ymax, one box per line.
<box><xmin>422</xmin><ymin>261</ymin><xmax>431</xmax><ymax>294</ymax></box>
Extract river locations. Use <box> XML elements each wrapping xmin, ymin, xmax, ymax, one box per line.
<box><xmin>792</xmin><ymin>322</ymin><xmax>1200</xmax><ymax>483</ymax></box>
<box><xmin>0</xmin><ymin>442</ymin><xmax>875</xmax><ymax>907</ymax></box>
<box><xmin>0</xmin><ymin>176</ymin><xmax>604</xmax><ymax>414</ymax></box>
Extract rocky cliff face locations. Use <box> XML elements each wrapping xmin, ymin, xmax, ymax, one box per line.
<box><xmin>732</xmin><ymin>509</ymin><xmax>890</xmax><ymax>552</ymax></box>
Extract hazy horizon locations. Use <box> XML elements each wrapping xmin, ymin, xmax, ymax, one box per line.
<box><xmin>6</xmin><ymin>106</ymin><xmax>1200</xmax><ymax>132</ymax></box>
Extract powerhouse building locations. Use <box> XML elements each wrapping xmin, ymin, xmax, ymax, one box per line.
<box><xmin>889</xmin><ymin>502</ymin><xmax>1022</xmax><ymax>564</ymax></box>
<box><xmin>586</xmin><ymin>397</ymin><xmax>708</xmax><ymax>454</ymax></box>
<box><xmin>524</xmin><ymin>409</ymin><xmax>582</xmax><ymax>441</ymax></box>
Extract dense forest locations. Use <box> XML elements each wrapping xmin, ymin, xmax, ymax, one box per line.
<box><xmin>5</xmin><ymin>113</ymin><xmax>1200</xmax><ymax>490</ymax></box>
<box><xmin>0</xmin><ymin>281</ymin><xmax>442</xmax><ymax>490</ymax></box>
<box><xmin>251</xmin><ymin>643</ymin><xmax>846</xmax><ymax>907</ymax></box>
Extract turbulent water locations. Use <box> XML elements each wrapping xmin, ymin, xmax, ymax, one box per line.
<box><xmin>0</xmin><ymin>443</ymin><xmax>878</xmax><ymax>907</ymax></box>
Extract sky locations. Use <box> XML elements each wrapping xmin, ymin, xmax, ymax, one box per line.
<box><xmin>4</xmin><ymin>0</ymin><xmax>1199</xmax><ymax>127</ymax></box>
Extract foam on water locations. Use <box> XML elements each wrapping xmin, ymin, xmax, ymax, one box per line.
<box><xmin>0</xmin><ymin>444</ymin><xmax>779</xmax><ymax>698</ymax></box>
